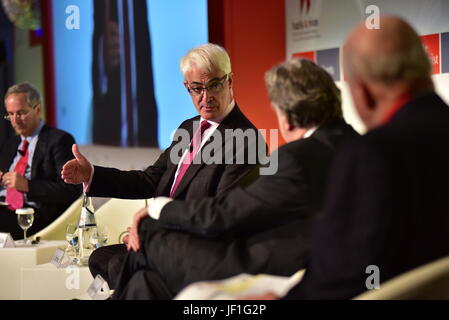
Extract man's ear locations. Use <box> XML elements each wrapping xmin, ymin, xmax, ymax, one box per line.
<box><xmin>286</xmin><ymin>119</ymin><xmax>295</xmax><ymax>132</ymax></box>
<box><xmin>227</xmin><ymin>72</ymin><xmax>233</xmax><ymax>87</ymax></box>
<box><xmin>35</xmin><ymin>103</ymin><xmax>42</xmax><ymax>116</ymax></box>
<box><xmin>360</xmin><ymin>81</ymin><xmax>376</xmax><ymax>111</ymax></box>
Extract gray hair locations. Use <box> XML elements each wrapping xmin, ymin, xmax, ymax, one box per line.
<box><xmin>265</xmin><ymin>59</ymin><xmax>342</xmax><ymax>128</ymax></box>
<box><xmin>180</xmin><ymin>43</ymin><xmax>231</xmax><ymax>76</ymax></box>
<box><xmin>5</xmin><ymin>82</ymin><xmax>42</xmax><ymax>108</ymax></box>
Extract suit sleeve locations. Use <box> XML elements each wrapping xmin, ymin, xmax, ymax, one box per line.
<box><xmin>158</xmin><ymin>148</ymin><xmax>312</xmax><ymax>237</ymax></box>
<box><xmin>27</xmin><ymin>133</ymin><xmax>82</xmax><ymax>204</ymax></box>
<box><xmin>87</xmin><ymin>148</ymin><xmax>169</xmax><ymax>199</ymax></box>
<box><xmin>87</xmin><ymin>119</ymin><xmax>195</xmax><ymax>198</ymax></box>
<box><xmin>284</xmin><ymin>139</ymin><xmax>395</xmax><ymax>299</ymax></box>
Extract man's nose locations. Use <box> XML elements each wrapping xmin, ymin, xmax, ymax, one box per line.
<box><xmin>12</xmin><ymin>115</ymin><xmax>22</xmax><ymax>122</ymax></box>
<box><xmin>201</xmin><ymin>89</ymin><xmax>211</xmax><ymax>103</ymax></box>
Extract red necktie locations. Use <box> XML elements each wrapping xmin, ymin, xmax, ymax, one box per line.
<box><xmin>6</xmin><ymin>139</ymin><xmax>29</xmax><ymax>211</ymax></box>
<box><xmin>170</xmin><ymin>121</ymin><xmax>211</xmax><ymax>197</ymax></box>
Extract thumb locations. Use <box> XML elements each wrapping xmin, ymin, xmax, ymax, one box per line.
<box><xmin>72</xmin><ymin>144</ymin><xmax>87</xmax><ymax>163</ymax></box>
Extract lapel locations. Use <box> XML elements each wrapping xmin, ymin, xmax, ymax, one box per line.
<box><xmin>155</xmin><ymin>118</ymin><xmax>197</xmax><ymax>197</ymax></box>
<box><xmin>0</xmin><ymin>136</ymin><xmax>21</xmax><ymax>171</ymax></box>
<box><xmin>30</xmin><ymin>125</ymin><xmax>49</xmax><ymax>179</ymax></box>
<box><xmin>170</xmin><ymin>105</ymin><xmax>243</xmax><ymax>198</ymax></box>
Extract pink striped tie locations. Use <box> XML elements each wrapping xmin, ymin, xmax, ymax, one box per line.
<box><xmin>170</xmin><ymin>121</ymin><xmax>211</xmax><ymax>197</ymax></box>
<box><xmin>6</xmin><ymin>139</ymin><xmax>29</xmax><ymax>211</ymax></box>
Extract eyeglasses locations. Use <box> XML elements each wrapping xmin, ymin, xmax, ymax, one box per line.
<box><xmin>3</xmin><ymin>106</ymin><xmax>37</xmax><ymax>121</ymax></box>
<box><xmin>186</xmin><ymin>74</ymin><xmax>230</xmax><ymax>96</ymax></box>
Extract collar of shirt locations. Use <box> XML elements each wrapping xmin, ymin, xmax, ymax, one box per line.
<box><xmin>199</xmin><ymin>100</ymin><xmax>235</xmax><ymax>144</ymax></box>
<box><xmin>304</xmin><ymin>126</ymin><xmax>318</xmax><ymax>139</ymax></box>
<box><xmin>170</xmin><ymin>102</ymin><xmax>235</xmax><ymax>193</ymax></box>
<box><xmin>205</xmin><ymin>100</ymin><xmax>235</xmax><ymax>124</ymax></box>
<box><xmin>381</xmin><ymin>93</ymin><xmax>412</xmax><ymax>125</ymax></box>
<box><xmin>20</xmin><ymin>120</ymin><xmax>45</xmax><ymax>146</ymax></box>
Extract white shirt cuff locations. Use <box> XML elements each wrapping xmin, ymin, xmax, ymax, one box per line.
<box><xmin>82</xmin><ymin>164</ymin><xmax>95</xmax><ymax>193</ymax></box>
<box><xmin>148</xmin><ymin>197</ymin><xmax>173</xmax><ymax>220</ymax></box>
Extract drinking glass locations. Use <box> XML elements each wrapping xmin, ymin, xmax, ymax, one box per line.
<box><xmin>90</xmin><ymin>225</ymin><xmax>109</xmax><ymax>250</ymax></box>
<box><xmin>66</xmin><ymin>223</ymin><xmax>79</xmax><ymax>258</ymax></box>
<box><xmin>16</xmin><ymin>208</ymin><xmax>34</xmax><ymax>245</ymax></box>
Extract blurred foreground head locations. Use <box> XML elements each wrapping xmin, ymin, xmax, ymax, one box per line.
<box><xmin>343</xmin><ymin>15</ymin><xmax>433</xmax><ymax>130</ymax></box>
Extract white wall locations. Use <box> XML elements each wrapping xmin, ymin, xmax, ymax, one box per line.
<box><xmin>13</xmin><ymin>28</ymin><xmax>45</xmax><ymax>117</ymax></box>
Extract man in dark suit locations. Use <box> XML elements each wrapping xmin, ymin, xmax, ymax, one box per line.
<box><xmin>110</xmin><ymin>58</ymin><xmax>358</xmax><ymax>299</ymax></box>
<box><xmin>0</xmin><ymin>82</ymin><xmax>82</xmax><ymax>239</ymax></box>
<box><xmin>62</xmin><ymin>44</ymin><xmax>263</xmax><ymax>288</ymax></box>
<box><xmin>282</xmin><ymin>16</ymin><xmax>449</xmax><ymax>300</ymax></box>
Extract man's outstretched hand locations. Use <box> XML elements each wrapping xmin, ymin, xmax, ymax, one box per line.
<box><xmin>61</xmin><ymin>144</ymin><xmax>92</xmax><ymax>184</ymax></box>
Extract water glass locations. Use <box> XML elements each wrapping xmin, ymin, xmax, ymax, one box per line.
<box><xmin>16</xmin><ymin>208</ymin><xmax>35</xmax><ymax>245</ymax></box>
<box><xmin>90</xmin><ymin>225</ymin><xmax>109</xmax><ymax>249</ymax></box>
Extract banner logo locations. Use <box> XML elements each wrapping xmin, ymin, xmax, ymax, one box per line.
<box><xmin>299</xmin><ymin>0</ymin><xmax>311</xmax><ymax>15</ymax></box>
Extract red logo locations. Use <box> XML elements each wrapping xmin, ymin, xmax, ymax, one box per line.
<box><xmin>299</xmin><ymin>0</ymin><xmax>311</xmax><ymax>15</ymax></box>
<box><xmin>421</xmin><ymin>34</ymin><xmax>440</xmax><ymax>75</ymax></box>
<box><xmin>292</xmin><ymin>51</ymin><xmax>316</xmax><ymax>62</ymax></box>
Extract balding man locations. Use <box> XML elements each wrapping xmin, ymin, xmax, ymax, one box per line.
<box><xmin>282</xmin><ymin>16</ymin><xmax>449</xmax><ymax>299</ymax></box>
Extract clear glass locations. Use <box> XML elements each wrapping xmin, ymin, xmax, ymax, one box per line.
<box><xmin>66</xmin><ymin>223</ymin><xmax>79</xmax><ymax>264</ymax></box>
<box><xmin>17</xmin><ymin>212</ymin><xmax>34</xmax><ymax>244</ymax></box>
<box><xmin>90</xmin><ymin>225</ymin><xmax>109</xmax><ymax>250</ymax></box>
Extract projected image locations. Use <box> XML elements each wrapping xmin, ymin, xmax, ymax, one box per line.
<box><xmin>92</xmin><ymin>0</ymin><xmax>158</xmax><ymax>147</ymax></box>
<box><xmin>52</xmin><ymin>0</ymin><xmax>208</xmax><ymax>148</ymax></box>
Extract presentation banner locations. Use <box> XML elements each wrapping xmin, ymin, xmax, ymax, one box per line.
<box><xmin>286</xmin><ymin>0</ymin><xmax>449</xmax><ymax>76</ymax></box>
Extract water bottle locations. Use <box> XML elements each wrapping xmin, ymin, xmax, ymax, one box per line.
<box><xmin>77</xmin><ymin>193</ymin><xmax>97</xmax><ymax>265</ymax></box>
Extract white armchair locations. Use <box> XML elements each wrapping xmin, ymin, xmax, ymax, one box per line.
<box><xmin>31</xmin><ymin>197</ymin><xmax>83</xmax><ymax>241</ymax></box>
<box><xmin>94</xmin><ymin>198</ymin><xmax>148</xmax><ymax>245</ymax></box>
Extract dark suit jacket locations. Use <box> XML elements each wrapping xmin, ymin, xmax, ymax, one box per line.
<box><xmin>285</xmin><ymin>93</ymin><xmax>449</xmax><ymax>300</ymax></box>
<box><xmin>0</xmin><ymin>124</ymin><xmax>82</xmax><ymax>234</ymax></box>
<box><xmin>88</xmin><ymin>104</ymin><xmax>262</xmax><ymax>201</ymax></box>
<box><xmin>113</xmin><ymin>119</ymin><xmax>358</xmax><ymax>298</ymax></box>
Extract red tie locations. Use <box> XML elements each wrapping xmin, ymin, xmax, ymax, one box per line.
<box><xmin>170</xmin><ymin>121</ymin><xmax>211</xmax><ymax>197</ymax></box>
<box><xmin>6</xmin><ymin>139</ymin><xmax>29</xmax><ymax>211</ymax></box>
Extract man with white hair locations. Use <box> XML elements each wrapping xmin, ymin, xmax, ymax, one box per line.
<box><xmin>111</xmin><ymin>58</ymin><xmax>357</xmax><ymax>300</ymax></box>
<box><xmin>62</xmin><ymin>43</ymin><xmax>262</xmax><ymax>289</ymax></box>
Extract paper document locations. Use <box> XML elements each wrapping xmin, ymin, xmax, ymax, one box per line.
<box><xmin>174</xmin><ymin>269</ymin><xmax>305</xmax><ymax>300</ymax></box>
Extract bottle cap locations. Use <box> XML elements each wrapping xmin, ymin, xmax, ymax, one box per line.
<box><xmin>15</xmin><ymin>207</ymin><xmax>35</xmax><ymax>215</ymax></box>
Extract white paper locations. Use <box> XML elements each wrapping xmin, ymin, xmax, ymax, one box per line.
<box><xmin>0</xmin><ymin>233</ymin><xmax>15</xmax><ymax>248</ymax></box>
<box><xmin>174</xmin><ymin>269</ymin><xmax>305</xmax><ymax>300</ymax></box>
<box><xmin>87</xmin><ymin>275</ymin><xmax>110</xmax><ymax>300</ymax></box>
<box><xmin>50</xmin><ymin>248</ymin><xmax>70</xmax><ymax>268</ymax></box>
